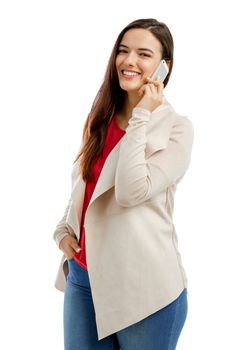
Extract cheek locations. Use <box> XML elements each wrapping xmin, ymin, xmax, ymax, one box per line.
<box><xmin>115</xmin><ymin>56</ymin><xmax>122</xmax><ymax>71</ymax></box>
<box><xmin>143</xmin><ymin>60</ymin><xmax>161</xmax><ymax>76</ymax></box>
<box><xmin>140</xmin><ymin>63</ymin><xmax>155</xmax><ymax>76</ymax></box>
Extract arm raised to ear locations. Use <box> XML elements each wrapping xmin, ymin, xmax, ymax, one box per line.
<box><xmin>115</xmin><ymin>107</ymin><xmax>194</xmax><ymax>207</ymax></box>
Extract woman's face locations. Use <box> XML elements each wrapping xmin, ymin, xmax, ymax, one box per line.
<box><xmin>116</xmin><ymin>28</ymin><xmax>163</xmax><ymax>93</ymax></box>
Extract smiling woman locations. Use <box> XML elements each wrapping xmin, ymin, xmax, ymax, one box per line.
<box><xmin>116</xmin><ymin>29</ymin><xmax>163</xmax><ymax>84</ymax></box>
<box><xmin>53</xmin><ymin>18</ymin><xmax>194</xmax><ymax>350</ymax></box>
<box><xmin>115</xmin><ymin>28</ymin><xmax>169</xmax><ymax>125</ymax></box>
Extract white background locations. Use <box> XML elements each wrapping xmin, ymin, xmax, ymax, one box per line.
<box><xmin>0</xmin><ymin>0</ymin><xmax>233</xmax><ymax>349</ymax></box>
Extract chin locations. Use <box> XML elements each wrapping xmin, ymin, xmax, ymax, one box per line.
<box><xmin>119</xmin><ymin>81</ymin><xmax>141</xmax><ymax>92</ymax></box>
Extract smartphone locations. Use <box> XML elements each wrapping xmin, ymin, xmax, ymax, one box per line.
<box><xmin>150</xmin><ymin>59</ymin><xmax>169</xmax><ymax>83</ymax></box>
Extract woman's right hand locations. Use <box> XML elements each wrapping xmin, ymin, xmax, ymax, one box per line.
<box><xmin>59</xmin><ymin>235</ymin><xmax>81</xmax><ymax>260</ymax></box>
<box><xmin>136</xmin><ymin>77</ymin><xmax>163</xmax><ymax>112</ymax></box>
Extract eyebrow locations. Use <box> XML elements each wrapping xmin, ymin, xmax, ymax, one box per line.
<box><xmin>119</xmin><ymin>44</ymin><xmax>154</xmax><ymax>54</ymax></box>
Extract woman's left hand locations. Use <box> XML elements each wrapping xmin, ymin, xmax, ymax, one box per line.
<box><xmin>135</xmin><ymin>77</ymin><xmax>163</xmax><ymax>112</ymax></box>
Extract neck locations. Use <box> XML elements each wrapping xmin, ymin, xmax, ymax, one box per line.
<box><xmin>121</xmin><ymin>91</ymin><xmax>141</xmax><ymax>121</ymax></box>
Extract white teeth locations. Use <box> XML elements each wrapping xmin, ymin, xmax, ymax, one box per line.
<box><xmin>123</xmin><ymin>70</ymin><xmax>139</xmax><ymax>76</ymax></box>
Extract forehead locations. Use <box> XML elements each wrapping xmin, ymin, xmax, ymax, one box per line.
<box><xmin>120</xmin><ymin>28</ymin><xmax>162</xmax><ymax>52</ymax></box>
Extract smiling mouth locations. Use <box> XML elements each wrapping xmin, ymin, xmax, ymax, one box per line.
<box><xmin>121</xmin><ymin>70</ymin><xmax>141</xmax><ymax>77</ymax></box>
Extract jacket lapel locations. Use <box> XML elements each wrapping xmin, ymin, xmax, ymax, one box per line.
<box><xmin>89</xmin><ymin>141</ymin><xmax>121</xmax><ymax>206</ymax></box>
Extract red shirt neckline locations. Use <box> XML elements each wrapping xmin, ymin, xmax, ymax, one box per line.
<box><xmin>112</xmin><ymin>115</ymin><xmax>126</xmax><ymax>132</ymax></box>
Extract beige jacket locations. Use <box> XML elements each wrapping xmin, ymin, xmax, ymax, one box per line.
<box><xmin>53</xmin><ymin>96</ymin><xmax>194</xmax><ymax>340</ymax></box>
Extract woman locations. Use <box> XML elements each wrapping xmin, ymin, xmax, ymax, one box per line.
<box><xmin>53</xmin><ymin>18</ymin><xmax>194</xmax><ymax>350</ymax></box>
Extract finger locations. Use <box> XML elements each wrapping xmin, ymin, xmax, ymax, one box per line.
<box><xmin>146</xmin><ymin>82</ymin><xmax>158</xmax><ymax>96</ymax></box>
<box><xmin>66</xmin><ymin>245</ymin><xmax>79</xmax><ymax>259</ymax></box>
<box><xmin>138</xmin><ymin>84</ymin><xmax>146</xmax><ymax>97</ymax></box>
<box><xmin>149</xmin><ymin>76</ymin><xmax>163</xmax><ymax>94</ymax></box>
<box><xmin>59</xmin><ymin>236</ymin><xmax>81</xmax><ymax>258</ymax></box>
<box><xmin>146</xmin><ymin>77</ymin><xmax>160</xmax><ymax>86</ymax></box>
<box><xmin>146</xmin><ymin>82</ymin><xmax>161</xmax><ymax>97</ymax></box>
<box><xmin>70</xmin><ymin>238</ymin><xmax>81</xmax><ymax>253</ymax></box>
<box><xmin>146</xmin><ymin>84</ymin><xmax>154</xmax><ymax>96</ymax></box>
<box><xmin>140</xmin><ymin>84</ymin><xmax>151</xmax><ymax>98</ymax></box>
<box><xmin>61</xmin><ymin>243</ymin><xmax>75</xmax><ymax>259</ymax></box>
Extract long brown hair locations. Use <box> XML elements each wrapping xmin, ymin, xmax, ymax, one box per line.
<box><xmin>74</xmin><ymin>18</ymin><xmax>174</xmax><ymax>182</ymax></box>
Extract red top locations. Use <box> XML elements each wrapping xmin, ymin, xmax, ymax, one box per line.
<box><xmin>73</xmin><ymin>116</ymin><xmax>126</xmax><ymax>270</ymax></box>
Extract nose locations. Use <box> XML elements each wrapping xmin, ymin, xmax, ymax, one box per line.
<box><xmin>123</xmin><ymin>51</ymin><xmax>137</xmax><ymax>66</ymax></box>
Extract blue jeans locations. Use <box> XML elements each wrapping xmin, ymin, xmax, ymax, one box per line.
<box><xmin>64</xmin><ymin>259</ymin><xmax>188</xmax><ymax>350</ymax></box>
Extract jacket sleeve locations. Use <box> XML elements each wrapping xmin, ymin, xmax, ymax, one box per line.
<box><xmin>53</xmin><ymin>198</ymin><xmax>73</xmax><ymax>248</ymax></box>
<box><xmin>115</xmin><ymin>107</ymin><xmax>194</xmax><ymax>207</ymax></box>
<box><xmin>53</xmin><ymin>149</ymin><xmax>82</xmax><ymax>247</ymax></box>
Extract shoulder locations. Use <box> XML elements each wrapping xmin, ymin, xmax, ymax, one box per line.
<box><xmin>174</xmin><ymin>114</ymin><xmax>194</xmax><ymax>137</ymax></box>
<box><xmin>162</xmin><ymin>96</ymin><xmax>194</xmax><ymax>137</ymax></box>
<box><xmin>170</xmin><ymin>114</ymin><xmax>194</xmax><ymax>157</ymax></box>
<box><xmin>159</xmin><ymin>97</ymin><xmax>194</xmax><ymax>153</ymax></box>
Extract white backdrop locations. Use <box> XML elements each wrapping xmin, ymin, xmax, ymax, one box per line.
<box><xmin>1</xmin><ymin>0</ymin><xmax>233</xmax><ymax>349</ymax></box>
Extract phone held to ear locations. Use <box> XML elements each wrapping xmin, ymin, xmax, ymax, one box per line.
<box><xmin>150</xmin><ymin>59</ymin><xmax>169</xmax><ymax>83</ymax></box>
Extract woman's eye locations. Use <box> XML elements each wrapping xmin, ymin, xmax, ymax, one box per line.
<box><xmin>117</xmin><ymin>50</ymin><xmax>151</xmax><ymax>57</ymax></box>
<box><xmin>140</xmin><ymin>53</ymin><xmax>151</xmax><ymax>57</ymax></box>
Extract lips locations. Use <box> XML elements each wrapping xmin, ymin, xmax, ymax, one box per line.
<box><xmin>121</xmin><ymin>69</ymin><xmax>141</xmax><ymax>77</ymax></box>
